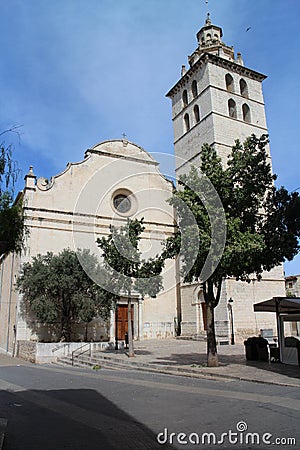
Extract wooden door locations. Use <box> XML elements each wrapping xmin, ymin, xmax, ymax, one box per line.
<box><xmin>201</xmin><ymin>302</ymin><xmax>207</xmax><ymax>331</ymax></box>
<box><xmin>116</xmin><ymin>304</ymin><xmax>133</xmax><ymax>340</ymax></box>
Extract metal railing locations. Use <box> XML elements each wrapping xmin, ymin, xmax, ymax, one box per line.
<box><xmin>71</xmin><ymin>343</ymin><xmax>92</xmax><ymax>366</ymax></box>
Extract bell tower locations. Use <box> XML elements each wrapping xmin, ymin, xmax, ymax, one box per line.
<box><xmin>166</xmin><ymin>13</ymin><xmax>269</xmax><ymax>176</ymax></box>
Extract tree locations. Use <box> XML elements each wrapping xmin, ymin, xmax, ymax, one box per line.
<box><xmin>0</xmin><ymin>127</ymin><xmax>26</xmax><ymax>255</ymax></box>
<box><xmin>165</xmin><ymin>134</ymin><xmax>300</xmax><ymax>367</ymax></box>
<box><xmin>97</xmin><ymin>218</ymin><xmax>165</xmax><ymax>357</ymax></box>
<box><xmin>16</xmin><ymin>248</ymin><xmax>116</xmax><ymax>341</ymax></box>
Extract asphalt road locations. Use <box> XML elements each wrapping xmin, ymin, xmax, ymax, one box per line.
<box><xmin>0</xmin><ymin>361</ymin><xmax>299</xmax><ymax>449</ymax></box>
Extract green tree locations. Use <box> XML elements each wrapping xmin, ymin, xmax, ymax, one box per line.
<box><xmin>16</xmin><ymin>248</ymin><xmax>116</xmax><ymax>341</ymax></box>
<box><xmin>97</xmin><ymin>218</ymin><xmax>165</xmax><ymax>357</ymax></box>
<box><xmin>0</xmin><ymin>128</ymin><xmax>26</xmax><ymax>255</ymax></box>
<box><xmin>165</xmin><ymin>134</ymin><xmax>300</xmax><ymax>367</ymax></box>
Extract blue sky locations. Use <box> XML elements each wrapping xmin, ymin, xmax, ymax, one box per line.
<box><xmin>0</xmin><ymin>0</ymin><xmax>299</xmax><ymax>274</ymax></box>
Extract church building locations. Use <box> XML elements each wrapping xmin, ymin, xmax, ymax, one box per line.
<box><xmin>0</xmin><ymin>13</ymin><xmax>284</xmax><ymax>356</ymax></box>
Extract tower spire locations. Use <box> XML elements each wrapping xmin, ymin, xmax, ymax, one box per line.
<box><xmin>204</xmin><ymin>0</ymin><xmax>211</xmax><ymax>24</ymax></box>
<box><xmin>205</xmin><ymin>12</ymin><xmax>211</xmax><ymax>26</ymax></box>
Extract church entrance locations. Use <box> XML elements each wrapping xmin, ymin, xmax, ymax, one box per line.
<box><xmin>116</xmin><ymin>304</ymin><xmax>134</xmax><ymax>340</ymax></box>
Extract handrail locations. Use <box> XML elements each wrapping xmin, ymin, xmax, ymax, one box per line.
<box><xmin>71</xmin><ymin>343</ymin><xmax>91</xmax><ymax>366</ymax></box>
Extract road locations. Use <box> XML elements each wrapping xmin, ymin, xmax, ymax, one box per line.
<box><xmin>0</xmin><ymin>361</ymin><xmax>299</xmax><ymax>449</ymax></box>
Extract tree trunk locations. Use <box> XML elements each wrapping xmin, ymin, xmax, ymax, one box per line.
<box><xmin>206</xmin><ymin>300</ymin><xmax>218</xmax><ymax>366</ymax></box>
<box><xmin>204</xmin><ymin>279</ymin><xmax>219</xmax><ymax>367</ymax></box>
<box><xmin>61</xmin><ymin>313</ymin><xmax>72</xmax><ymax>342</ymax></box>
<box><xmin>127</xmin><ymin>292</ymin><xmax>134</xmax><ymax>357</ymax></box>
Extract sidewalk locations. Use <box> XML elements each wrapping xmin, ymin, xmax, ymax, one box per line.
<box><xmin>98</xmin><ymin>338</ymin><xmax>300</xmax><ymax>387</ymax></box>
<box><xmin>0</xmin><ymin>340</ymin><xmax>299</xmax><ymax>387</ymax></box>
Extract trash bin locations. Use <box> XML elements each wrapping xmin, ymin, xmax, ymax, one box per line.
<box><xmin>256</xmin><ymin>336</ymin><xmax>269</xmax><ymax>361</ymax></box>
<box><xmin>244</xmin><ymin>336</ymin><xmax>269</xmax><ymax>361</ymax></box>
<box><xmin>244</xmin><ymin>337</ymin><xmax>258</xmax><ymax>360</ymax></box>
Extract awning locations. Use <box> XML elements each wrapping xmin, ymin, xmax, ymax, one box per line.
<box><xmin>254</xmin><ymin>297</ymin><xmax>300</xmax><ymax>314</ymax></box>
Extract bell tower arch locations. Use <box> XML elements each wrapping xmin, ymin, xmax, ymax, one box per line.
<box><xmin>166</xmin><ymin>13</ymin><xmax>269</xmax><ymax>176</ymax></box>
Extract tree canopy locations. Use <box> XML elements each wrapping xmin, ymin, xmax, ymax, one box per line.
<box><xmin>97</xmin><ymin>218</ymin><xmax>165</xmax><ymax>356</ymax></box>
<box><xmin>165</xmin><ymin>134</ymin><xmax>300</xmax><ymax>366</ymax></box>
<box><xmin>0</xmin><ymin>131</ymin><xmax>26</xmax><ymax>255</ymax></box>
<box><xmin>16</xmin><ymin>248</ymin><xmax>117</xmax><ymax>341</ymax></box>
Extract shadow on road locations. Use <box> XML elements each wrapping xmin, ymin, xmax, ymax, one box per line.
<box><xmin>0</xmin><ymin>388</ymin><xmax>175</xmax><ymax>450</ymax></box>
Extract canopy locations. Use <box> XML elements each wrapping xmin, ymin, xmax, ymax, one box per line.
<box><xmin>254</xmin><ymin>297</ymin><xmax>300</xmax><ymax>314</ymax></box>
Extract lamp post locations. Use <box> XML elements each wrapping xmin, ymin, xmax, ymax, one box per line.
<box><xmin>227</xmin><ymin>297</ymin><xmax>235</xmax><ymax>345</ymax></box>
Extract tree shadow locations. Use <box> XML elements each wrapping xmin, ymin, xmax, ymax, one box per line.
<box><xmin>0</xmin><ymin>387</ymin><xmax>175</xmax><ymax>449</ymax></box>
<box><xmin>150</xmin><ymin>351</ymin><xmax>300</xmax><ymax>380</ymax></box>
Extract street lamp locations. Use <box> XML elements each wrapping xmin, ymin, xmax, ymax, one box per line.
<box><xmin>227</xmin><ymin>297</ymin><xmax>235</xmax><ymax>345</ymax></box>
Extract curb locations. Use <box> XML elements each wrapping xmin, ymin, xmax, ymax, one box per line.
<box><xmin>0</xmin><ymin>418</ymin><xmax>7</xmax><ymax>450</ymax></box>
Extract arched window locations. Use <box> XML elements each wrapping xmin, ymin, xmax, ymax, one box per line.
<box><xmin>207</xmin><ymin>33</ymin><xmax>211</xmax><ymax>41</ymax></box>
<box><xmin>225</xmin><ymin>74</ymin><xmax>234</xmax><ymax>93</ymax></box>
<box><xmin>192</xmin><ymin>80</ymin><xmax>198</xmax><ymax>98</ymax></box>
<box><xmin>184</xmin><ymin>113</ymin><xmax>190</xmax><ymax>132</ymax></box>
<box><xmin>182</xmin><ymin>90</ymin><xmax>188</xmax><ymax>107</ymax></box>
<box><xmin>228</xmin><ymin>99</ymin><xmax>237</xmax><ymax>118</ymax></box>
<box><xmin>194</xmin><ymin>105</ymin><xmax>200</xmax><ymax>123</ymax></box>
<box><xmin>240</xmin><ymin>79</ymin><xmax>248</xmax><ymax>98</ymax></box>
<box><xmin>242</xmin><ymin>103</ymin><xmax>251</xmax><ymax>123</ymax></box>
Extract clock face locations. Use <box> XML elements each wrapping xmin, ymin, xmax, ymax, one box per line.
<box><xmin>113</xmin><ymin>193</ymin><xmax>132</xmax><ymax>214</ymax></box>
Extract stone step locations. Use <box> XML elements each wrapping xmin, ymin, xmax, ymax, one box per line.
<box><xmin>55</xmin><ymin>353</ymin><xmax>217</xmax><ymax>380</ymax></box>
<box><xmin>176</xmin><ymin>334</ymin><xmax>207</xmax><ymax>341</ymax></box>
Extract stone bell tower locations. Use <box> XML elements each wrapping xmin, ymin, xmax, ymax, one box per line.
<box><xmin>166</xmin><ymin>13</ymin><xmax>285</xmax><ymax>342</ymax></box>
<box><xmin>166</xmin><ymin>13</ymin><xmax>269</xmax><ymax>176</ymax></box>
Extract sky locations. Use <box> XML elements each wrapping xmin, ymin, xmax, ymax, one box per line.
<box><xmin>0</xmin><ymin>0</ymin><xmax>299</xmax><ymax>275</ymax></box>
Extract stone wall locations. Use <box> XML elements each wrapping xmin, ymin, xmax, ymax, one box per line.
<box><xmin>17</xmin><ymin>341</ymin><xmax>37</xmax><ymax>363</ymax></box>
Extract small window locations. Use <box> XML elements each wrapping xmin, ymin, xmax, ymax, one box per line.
<box><xmin>192</xmin><ymin>80</ymin><xmax>198</xmax><ymax>98</ymax></box>
<box><xmin>184</xmin><ymin>113</ymin><xmax>190</xmax><ymax>132</ymax></box>
<box><xmin>112</xmin><ymin>189</ymin><xmax>136</xmax><ymax>216</ymax></box>
<box><xmin>113</xmin><ymin>194</ymin><xmax>131</xmax><ymax>214</ymax></box>
<box><xmin>225</xmin><ymin>74</ymin><xmax>234</xmax><ymax>93</ymax></box>
<box><xmin>194</xmin><ymin>105</ymin><xmax>200</xmax><ymax>123</ymax></box>
<box><xmin>240</xmin><ymin>79</ymin><xmax>248</xmax><ymax>98</ymax></box>
<box><xmin>242</xmin><ymin>103</ymin><xmax>251</xmax><ymax>123</ymax></box>
<box><xmin>288</xmin><ymin>282</ymin><xmax>293</xmax><ymax>289</ymax></box>
<box><xmin>182</xmin><ymin>90</ymin><xmax>188</xmax><ymax>107</ymax></box>
<box><xmin>228</xmin><ymin>99</ymin><xmax>237</xmax><ymax>118</ymax></box>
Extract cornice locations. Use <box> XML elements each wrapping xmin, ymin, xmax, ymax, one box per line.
<box><xmin>166</xmin><ymin>52</ymin><xmax>267</xmax><ymax>98</ymax></box>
